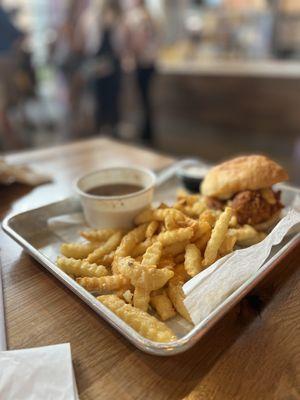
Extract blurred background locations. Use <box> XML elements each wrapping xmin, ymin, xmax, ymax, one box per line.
<box><xmin>1</xmin><ymin>0</ymin><xmax>300</xmax><ymax>183</ymax></box>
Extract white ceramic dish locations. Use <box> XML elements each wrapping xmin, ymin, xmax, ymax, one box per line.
<box><xmin>76</xmin><ymin>166</ymin><xmax>156</xmax><ymax>229</ymax></box>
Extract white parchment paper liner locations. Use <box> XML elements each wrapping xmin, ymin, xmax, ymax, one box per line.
<box><xmin>183</xmin><ymin>209</ymin><xmax>300</xmax><ymax>325</ymax></box>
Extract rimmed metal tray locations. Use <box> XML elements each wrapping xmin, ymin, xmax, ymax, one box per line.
<box><xmin>2</xmin><ymin>178</ymin><xmax>300</xmax><ymax>356</ymax></box>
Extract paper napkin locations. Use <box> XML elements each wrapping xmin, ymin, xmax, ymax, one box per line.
<box><xmin>0</xmin><ymin>158</ymin><xmax>51</xmax><ymax>186</ymax></box>
<box><xmin>0</xmin><ymin>343</ymin><xmax>79</xmax><ymax>400</ymax></box>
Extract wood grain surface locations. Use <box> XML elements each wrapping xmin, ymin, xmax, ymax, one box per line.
<box><xmin>1</xmin><ymin>138</ymin><xmax>299</xmax><ymax>400</ymax></box>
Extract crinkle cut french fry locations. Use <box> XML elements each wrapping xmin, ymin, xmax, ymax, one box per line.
<box><xmin>199</xmin><ymin>209</ymin><xmax>217</xmax><ymax>228</ymax></box>
<box><xmin>176</xmin><ymin>200</ymin><xmax>206</xmax><ymax>218</ymax></box>
<box><xmin>101</xmin><ymin>251</ymin><xmax>115</xmax><ymax>266</ymax></box>
<box><xmin>145</xmin><ymin>221</ymin><xmax>159</xmax><ymax>239</ymax></box>
<box><xmin>80</xmin><ymin>228</ymin><xmax>117</xmax><ymax>242</ymax></box>
<box><xmin>57</xmin><ymin>256</ymin><xmax>108</xmax><ymax>277</ymax></box>
<box><xmin>141</xmin><ymin>241</ymin><xmax>162</xmax><ymax>266</ymax></box>
<box><xmin>117</xmin><ymin>257</ymin><xmax>174</xmax><ymax>311</ymax></box>
<box><xmin>117</xmin><ymin>257</ymin><xmax>174</xmax><ymax>292</ymax></box>
<box><xmin>204</xmin><ymin>207</ymin><xmax>232</xmax><ymax>267</ymax></box>
<box><xmin>131</xmin><ymin>238</ymin><xmax>153</xmax><ymax>258</ymax></box>
<box><xmin>98</xmin><ymin>295</ymin><xmax>177</xmax><ymax>342</ymax></box>
<box><xmin>150</xmin><ymin>291</ymin><xmax>176</xmax><ymax>321</ymax></box>
<box><xmin>167</xmin><ymin>209</ymin><xmax>197</xmax><ymax>229</ymax></box>
<box><xmin>133</xmin><ymin>286</ymin><xmax>150</xmax><ymax>311</ymax></box>
<box><xmin>190</xmin><ymin>200</ymin><xmax>207</xmax><ymax>216</ymax></box>
<box><xmin>192</xmin><ymin>221</ymin><xmax>211</xmax><ymax>241</ymax></box>
<box><xmin>77</xmin><ymin>275</ymin><xmax>130</xmax><ymax>292</ymax></box>
<box><xmin>112</xmin><ymin>224</ymin><xmax>148</xmax><ymax>274</ymax></box>
<box><xmin>195</xmin><ymin>229</ymin><xmax>211</xmax><ymax>252</ymax></box>
<box><xmin>158</xmin><ymin>256</ymin><xmax>176</xmax><ymax>269</ymax></box>
<box><xmin>238</xmin><ymin>232</ymin><xmax>266</xmax><ymax>247</ymax></box>
<box><xmin>178</xmin><ymin>205</ymin><xmax>196</xmax><ymax>218</ymax></box>
<box><xmin>87</xmin><ymin>231</ymin><xmax>122</xmax><ymax>264</ymax></box>
<box><xmin>60</xmin><ymin>242</ymin><xmax>99</xmax><ymax>259</ymax></box>
<box><xmin>218</xmin><ymin>234</ymin><xmax>237</xmax><ymax>256</ymax></box>
<box><xmin>123</xmin><ymin>289</ymin><xmax>134</xmax><ymax>304</ymax></box>
<box><xmin>184</xmin><ymin>244</ymin><xmax>202</xmax><ymax>277</ymax></box>
<box><xmin>157</xmin><ymin>227</ymin><xmax>193</xmax><ymax>247</ymax></box>
<box><xmin>173</xmin><ymin>263</ymin><xmax>190</xmax><ymax>283</ymax></box>
<box><xmin>115</xmin><ymin>288</ymin><xmax>134</xmax><ymax>305</ymax></box>
<box><xmin>165</xmin><ymin>213</ymin><xmax>177</xmax><ymax>230</ymax></box>
<box><xmin>173</xmin><ymin>201</ymin><xmax>186</xmax><ymax>213</ymax></box>
<box><xmin>135</xmin><ymin>207</ymin><xmax>194</xmax><ymax>228</ymax></box>
<box><xmin>167</xmin><ymin>279</ymin><xmax>192</xmax><ymax>323</ymax></box>
<box><xmin>229</xmin><ymin>224</ymin><xmax>258</xmax><ymax>243</ymax></box>
<box><xmin>134</xmin><ymin>208</ymin><xmax>174</xmax><ymax>225</ymax></box>
<box><xmin>114</xmin><ymin>224</ymin><xmax>148</xmax><ymax>259</ymax></box>
<box><xmin>162</xmin><ymin>240</ymin><xmax>189</xmax><ymax>257</ymax></box>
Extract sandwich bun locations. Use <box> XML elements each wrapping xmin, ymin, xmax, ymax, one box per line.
<box><xmin>201</xmin><ymin>155</ymin><xmax>289</xmax><ymax>199</ymax></box>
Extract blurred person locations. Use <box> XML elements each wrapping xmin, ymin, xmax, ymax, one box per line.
<box><xmin>91</xmin><ymin>0</ymin><xmax>123</xmax><ymax>136</ymax></box>
<box><xmin>0</xmin><ymin>3</ymin><xmax>23</xmax><ymax>55</ymax></box>
<box><xmin>0</xmin><ymin>3</ymin><xmax>25</xmax><ymax>149</ymax></box>
<box><xmin>50</xmin><ymin>0</ymin><xmax>88</xmax><ymax>136</ymax></box>
<box><xmin>51</xmin><ymin>0</ymin><xmax>87</xmax><ymax>78</ymax></box>
<box><xmin>124</xmin><ymin>0</ymin><xmax>159</xmax><ymax>145</ymax></box>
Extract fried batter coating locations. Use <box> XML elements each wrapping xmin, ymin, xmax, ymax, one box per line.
<box><xmin>231</xmin><ymin>189</ymin><xmax>282</xmax><ymax>225</ymax></box>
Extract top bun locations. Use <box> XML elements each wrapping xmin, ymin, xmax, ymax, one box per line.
<box><xmin>201</xmin><ymin>155</ymin><xmax>289</xmax><ymax>199</ymax></box>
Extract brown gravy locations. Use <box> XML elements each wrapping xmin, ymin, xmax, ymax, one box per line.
<box><xmin>86</xmin><ymin>183</ymin><xmax>143</xmax><ymax>196</ymax></box>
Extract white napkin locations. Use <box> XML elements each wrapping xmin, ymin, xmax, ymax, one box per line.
<box><xmin>183</xmin><ymin>209</ymin><xmax>300</xmax><ymax>325</ymax></box>
<box><xmin>0</xmin><ymin>343</ymin><xmax>79</xmax><ymax>400</ymax></box>
<box><xmin>0</xmin><ymin>158</ymin><xmax>51</xmax><ymax>186</ymax></box>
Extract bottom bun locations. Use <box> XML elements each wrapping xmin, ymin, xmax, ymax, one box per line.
<box><xmin>254</xmin><ymin>211</ymin><xmax>282</xmax><ymax>232</ymax></box>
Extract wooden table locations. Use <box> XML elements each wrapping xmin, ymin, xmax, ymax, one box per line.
<box><xmin>1</xmin><ymin>138</ymin><xmax>299</xmax><ymax>400</ymax></box>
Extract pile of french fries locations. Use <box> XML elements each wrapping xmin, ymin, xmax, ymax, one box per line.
<box><xmin>56</xmin><ymin>190</ymin><xmax>266</xmax><ymax>342</ymax></box>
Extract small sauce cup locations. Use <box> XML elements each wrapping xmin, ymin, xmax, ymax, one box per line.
<box><xmin>76</xmin><ymin>166</ymin><xmax>156</xmax><ymax>229</ymax></box>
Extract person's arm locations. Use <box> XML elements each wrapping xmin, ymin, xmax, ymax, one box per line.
<box><xmin>118</xmin><ymin>16</ymin><xmax>135</xmax><ymax>72</ymax></box>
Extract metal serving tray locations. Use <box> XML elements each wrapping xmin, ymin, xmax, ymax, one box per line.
<box><xmin>2</xmin><ymin>178</ymin><xmax>300</xmax><ymax>356</ymax></box>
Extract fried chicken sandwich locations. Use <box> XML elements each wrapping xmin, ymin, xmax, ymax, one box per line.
<box><xmin>201</xmin><ymin>155</ymin><xmax>289</xmax><ymax>230</ymax></box>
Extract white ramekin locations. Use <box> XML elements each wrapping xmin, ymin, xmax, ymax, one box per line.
<box><xmin>76</xmin><ymin>166</ymin><xmax>156</xmax><ymax>229</ymax></box>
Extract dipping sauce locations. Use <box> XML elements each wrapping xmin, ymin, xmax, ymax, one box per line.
<box><xmin>87</xmin><ymin>183</ymin><xmax>144</xmax><ymax>197</ymax></box>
